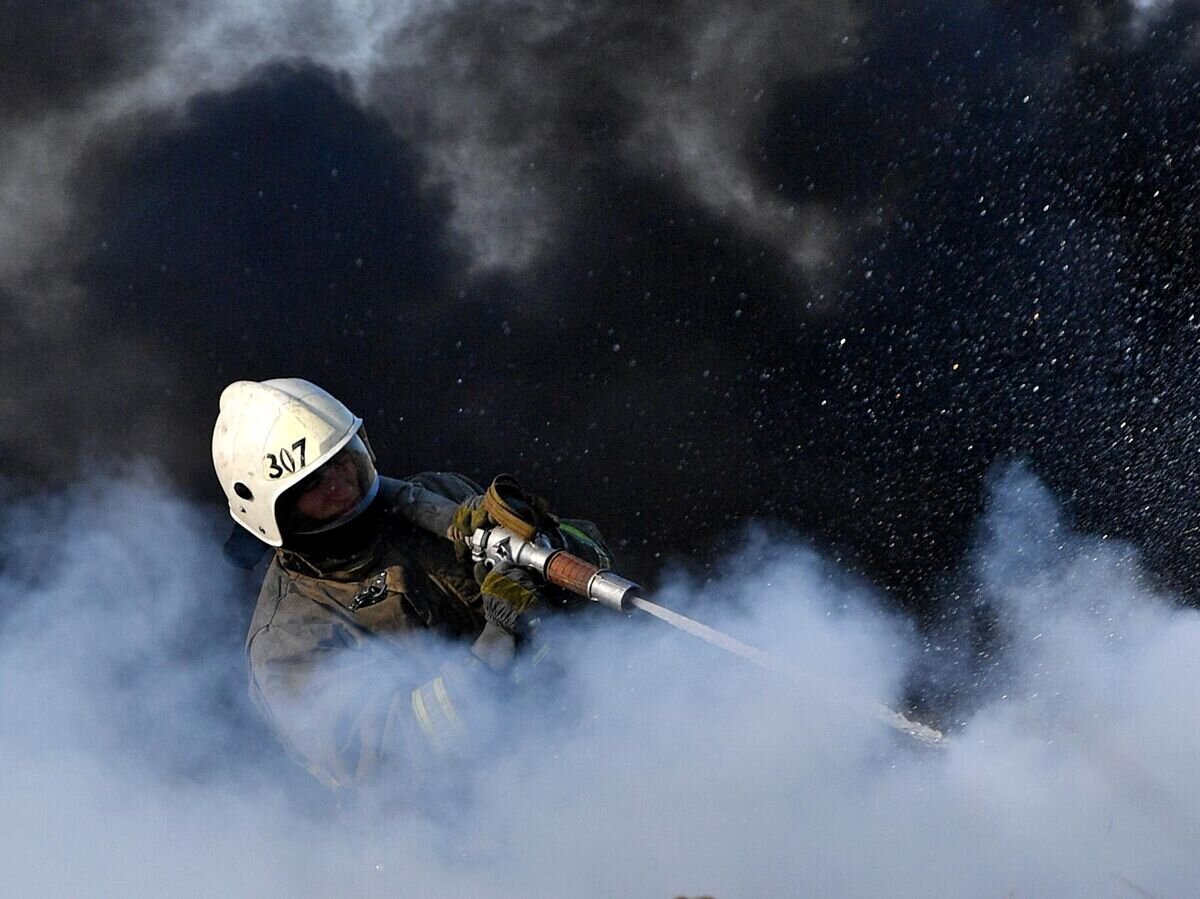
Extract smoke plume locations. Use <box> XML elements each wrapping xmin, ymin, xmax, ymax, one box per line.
<box><xmin>3</xmin><ymin>462</ymin><xmax>1197</xmax><ymax>896</ymax></box>
<box><xmin>5</xmin><ymin>0</ymin><xmax>1200</xmax><ymax>605</ymax></box>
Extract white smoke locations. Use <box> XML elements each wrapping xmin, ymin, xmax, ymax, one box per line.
<box><xmin>0</xmin><ymin>0</ymin><xmax>427</xmax><ymax>471</ymax></box>
<box><xmin>0</xmin><ymin>0</ymin><xmax>865</xmax><ymax>479</ymax></box>
<box><xmin>3</xmin><ymin>462</ymin><xmax>1198</xmax><ymax>897</ymax></box>
<box><xmin>367</xmin><ymin>0</ymin><xmax>864</xmax><ymax>279</ymax></box>
<box><xmin>622</xmin><ymin>0</ymin><xmax>863</xmax><ymax>294</ymax></box>
<box><xmin>0</xmin><ymin>0</ymin><xmax>1183</xmax><ymax>350</ymax></box>
<box><xmin>4</xmin><ymin>0</ymin><xmax>1181</xmax><ymax>304</ymax></box>
<box><xmin>0</xmin><ymin>0</ymin><xmax>869</xmax><ymax>312</ymax></box>
<box><xmin>0</xmin><ymin>0</ymin><xmax>422</xmax><ymax>314</ymax></box>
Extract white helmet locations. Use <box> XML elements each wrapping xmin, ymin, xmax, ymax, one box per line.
<box><xmin>212</xmin><ymin>378</ymin><xmax>379</xmax><ymax>546</ymax></box>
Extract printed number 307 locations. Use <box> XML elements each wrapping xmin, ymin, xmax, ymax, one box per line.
<box><xmin>266</xmin><ymin>438</ymin><xmax>307</xmax><ymax>479</ymax></box>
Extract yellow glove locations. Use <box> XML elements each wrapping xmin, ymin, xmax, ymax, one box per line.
<box><xmin>446</xmin><ymin>493</ymin><xmax>490</xmax><ymax>544</ymax></box>
<box><xmin>478</xmin><ymin>562</ymin><xmax>540</xmax><ymax>635</ymax></box>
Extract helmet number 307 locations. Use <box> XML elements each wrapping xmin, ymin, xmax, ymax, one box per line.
<box><xmin>266</xmin><ymin>438</ymin><xmax>308</xmax><ymax>479</ymax></box>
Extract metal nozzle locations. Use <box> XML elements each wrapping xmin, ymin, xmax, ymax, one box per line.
<box><xmin>586</xmin><ymin>570</ymin><xmax>640</xmax><ymax>612</ymax></box>
<box><xmin>469</xmin><ymin>526</ymin><xmax>556</xmax><ymax>571</ymax></box>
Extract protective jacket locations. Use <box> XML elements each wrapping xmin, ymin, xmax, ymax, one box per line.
<box><xmin>245</xmin><ymin>472</ymin><xmax>606</xmax><ymax>794</ymax></box>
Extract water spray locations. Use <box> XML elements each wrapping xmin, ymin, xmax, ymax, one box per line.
<box><xmin>468</xmin><ymin>524</ymin><xmax>947</xmax><ymax>749</ymax></box>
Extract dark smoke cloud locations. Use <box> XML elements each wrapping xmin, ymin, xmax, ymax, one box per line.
<box><xmin>0</xmin><ymin>1</ymin><xmax>169</xmax><ymax>120</ymax></box>
<box><xmin>4</xmin><ymin>0</ymin><xmax>1200</xmax><ymax>612</ymax></box>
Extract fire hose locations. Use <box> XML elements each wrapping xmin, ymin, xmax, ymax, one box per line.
<box><xmin>467</xmin><ymin>524</ymin><xmax>947</xmax><ymax>749</ymax></box>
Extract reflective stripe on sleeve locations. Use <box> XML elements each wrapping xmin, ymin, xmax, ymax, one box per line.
<box><xmin>411</xmin><ymin>675</ymin><xmax>467</xmax><ymax>753</ymax></box>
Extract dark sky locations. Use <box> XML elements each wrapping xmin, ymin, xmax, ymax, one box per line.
<box><xmin>4</xmin><ymin>0</ymin><xmax>1200</xmax><ymax>619</ymax></box>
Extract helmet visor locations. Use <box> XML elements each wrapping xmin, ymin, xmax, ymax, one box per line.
<box><xmin>276</xmin><ymin>433</ymin><xmax>379</xmax><ymax>537</ymax></box>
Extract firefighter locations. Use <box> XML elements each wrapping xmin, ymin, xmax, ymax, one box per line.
<box><xmin>212</xmin><ymin>378</ymin><xmax>609</xmax><ymax>795</ymax></box>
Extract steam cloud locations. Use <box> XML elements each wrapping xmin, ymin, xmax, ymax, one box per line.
<box><xmin>3</xmin><ymin>0</ymin><xmax>1165</xmax><ymax>310</ymax></box>
<box><xmin>0</xmin><ymin>0</ymin><xmax>864</xmax><ymax>296</ymax></box>
<box><xmin>0</xmin><ymin>0</ymin><xmax>864</xmax><ymax>480</ymax></box>
<box><xmin>5</xmin><ymin>0</ymin><xmax>1199</xmax><ymax>588</ymax></box>
<box><xmin>3</xmin><ymin>462</ymin><xmax>1197</xmax><ymax>896</ymax></box>
<box><xmin>366</xmin><ymin>0</ymin><xmax>863</xmax><ymax>277</ymax></box>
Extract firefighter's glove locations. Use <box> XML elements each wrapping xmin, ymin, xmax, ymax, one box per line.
<box><xmin>447</xmin><ymin>493</ymin><xmax>489</xmax><ymax>546</ymax></box>
<box><xmin>485</xmin><ymin>474</ymin><xmax>556</xmax><ymax>539</ymax></box>
<box><xmin>479</xmin><ymin>561</ymin><xmax>540</xmax><ymax>635</ymax></box>
<box><xmin>466</xmin><ymin>562</ymin><xmax>540</xmax><ymax>672</ymax></box>
<box><xmin>447</xmin><ymin>476</ymin><xmax>559</xmax><ymax>562</ymax></box>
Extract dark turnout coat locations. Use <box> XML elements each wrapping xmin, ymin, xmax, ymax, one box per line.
<box><xmin>245</xmin><ymin>472</ymin><xmax>611</xmax><ymax>794</ymax></box>
<box><xmin>246</xmin><ymin>473</ymin><xmax>488</xmax><ymax>791</ymax></box>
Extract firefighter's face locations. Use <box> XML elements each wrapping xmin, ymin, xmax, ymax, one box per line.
<box><xmin>290</xmin><ymin>448</ymin><xmax>363</xmax><ymax>524</ymax></box>
<box><xmin>276</xmin><ymin>432</ymin><xmax>377</xmax><ymax>538</ymax></box>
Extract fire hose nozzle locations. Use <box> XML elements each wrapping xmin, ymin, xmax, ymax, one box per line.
<box><xmin>585</xmin><ymin>570</ymin><xmax>639</xmax><ymax>612</ymax></box>
<box><xmin>467</xmin><ymin>525</ymin><xmax>640</xmax><ymax>612</ymax></box>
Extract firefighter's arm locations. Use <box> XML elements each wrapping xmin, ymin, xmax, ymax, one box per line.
<box><xmin>247</xmin><ymin>609</ymin><xmax>423</xmax><ymax>790</ymax></box>
<box><xmin>247</xmin><ymin>595</ymin><xmax>522</xmax><ymax>787</ymax></box>
<box><xmin>392</xmin><ymin>471</ymin><xmax>613</xmax><ymax>570</ymax></box>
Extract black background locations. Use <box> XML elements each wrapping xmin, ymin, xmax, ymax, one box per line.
<box><xmin>6</xmin><ymin>0</ymin><xmax>1200</xmax><ymax>627</ymax></box>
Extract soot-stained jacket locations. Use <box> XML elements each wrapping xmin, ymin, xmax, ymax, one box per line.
<box><xmin>246</xmin><ymin>472</ymin><xmax>491</xmax><ymax>792</ymax></box>
<box><xmin>245</xmin><ymin>472</ymin><xmax>608</xmax><ymax>795</ymax></box>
